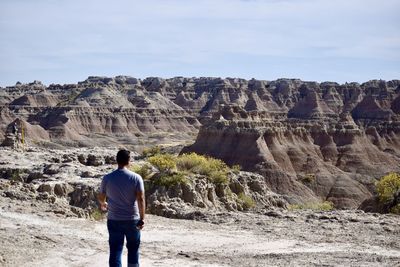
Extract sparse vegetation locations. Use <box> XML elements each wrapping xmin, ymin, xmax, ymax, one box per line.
<box><xmin>131</xmin><ymin>164</ymin><xmax>153</xmax><ymax>180</ymax></box>
<box><xmin>391</xmin><ymin>204</ymin><xmax>400</xmax><ymax>214</ymax></box>
<box><xmin>142</xmin><ymin>152</ymin><xmax>232</xmax><ymax>186</ymax></box>
<box><xmin>208</xmin><ymin>170</ymin><xmax>229</xmax><ymax>185</ymax></box>
<box><xmin>90</xmin><ymin>208</ymin><xmax>106</xmax><ymax>221</ymax></box>
<box><xmin>376</xmin><ymin>172</ymin><xmax>400</xmax><ymax>203</ymax></box>
<box><xmin>175</xmin><ymin>153</ymin><xmax>230</xmax><ymax>185</ymax></box>
<box><xmin>148</xmin><ymin>154</ymin><xmax>176</xmax><ymax>174</ymax></box>
<box><xmin>232</xmin><ymin>164</ymin><xmax>241</xmax><ymax>174</ymax></box>
<box><xmin>142</xmin><ymin>146</ymin><xmax>161</xmax><ymax>158</ymax></box>
<box><xmin>288</xmin><ymin>201</ymin><xmax>334</xmax><ymax>211</ymax></box>
<box><xmin>376</xmin><ymin>172</ymin><xmax>400</xmax><ymax>214</ymax></box>
<box><xmin>191</xmin><ymin>156</ymin><xmax>229</xmax><ymax>185</ymax></box>
<box><xmin>8</xmin><ymin>169</ymin><xmax>24</xmax><ymax>182</ymax></box>
<box><xmin>237</xmin><ymin>192</ymin><xmax>256</xmax><ymax>210</ymax></box>
<box><xmin>176</xmin><ymin>153</ymin><xmax>207</xmax><ymax>171</ymax></box>
<box><xmin>153</xmin><ymin>172</ymin><xmax>188</xmax><ymax>187</ymax></box>
<box><xmin>225</xmin><ymin>187</ymin><xmax>234</xmax><ymax>198</ymax></box>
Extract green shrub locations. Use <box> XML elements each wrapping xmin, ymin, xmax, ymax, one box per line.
<box><xmin>176</xmin><ymin>153</ymin><xmax>207</xmax><ymax>171</ymax></box>
<box><xmin>232</xmin><ymin>164</ymin><xmax>241</xmax><ymax>174</ymax></box>
<box><xmin>148</xmin><ymin>154</ymin><xmax>176</xmax><ymax>174</ymax></box>
<box><xmin>238</xmin><ymin>192</ymin><xmax>256</xmax><ymax>210</ymax></box>
<box><xmin>176</xmin><ymin>153</ymin><xmax>229</xmax><ymax>185</ymax></box>
<box><xmin>376</xmin><ymin>172</ymin><xmax>400</xmax><ymax>203</ymax></box>
<box><xmin>90</xmin><ymin>208</ymin><xmax>106</xmax><ymax>221</ymax></box>
<box><xmin>192</xmin><ymin>157</ymin><xmax>229</xmax><ymax>185</ymax></box>
<box><xmin>131</xmin><ymin>164</ymin><xmax>153</xmax><ymax>180</ymax></box>
<box><xmin>225</xmin><ymin>187</ymin><xmax>233</xmax><ymax>198</ymax></box>
<box><xmin>209</xmin><ymin>170</ymin><xmax>229</xmax><ymax>185</ymax></box>
<box><xmin>288</xmin><ymin>201</ymin><xmax>334</xmax><ymax>211</ymax></box>
<box><xmin>142</xmin><ymin>146</ymin><xmax>161</xmax><ymax>158</ymax></box>
<box><xmin>145</xmin><ymin>152</ymin><xmax>230</xmax><ymax>185</ymax></box>
<box><xmin>390</xmin><ymin>204</ymin><xmax>400</xmax><ymax>215</ymax></box>
<box><xmin>153</xmin><ymin>172</ymin><xmax>188</xmax><ymax>187</ymax></box>
<box><xmin>10</xmin><ymin>169</ymin><xmax>23</xmax><ymax>182</ymax></box>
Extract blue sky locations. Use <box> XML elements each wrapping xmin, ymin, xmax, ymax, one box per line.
<box><xmin>0</xmin><ymin>0</ymin><xmax>399</xmax><ymax>86</ymax></box>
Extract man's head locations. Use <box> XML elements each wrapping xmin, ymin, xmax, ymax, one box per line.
<box><xmin>116</xmin><ymin>149</ymin><xmax>130</xmax><ymax>167</ymax></box>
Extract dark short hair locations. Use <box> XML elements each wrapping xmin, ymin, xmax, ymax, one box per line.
<box><xmin>116</xmin><ymin>149</ymin><xmax>130</xmax><ymax>165</ymax></box>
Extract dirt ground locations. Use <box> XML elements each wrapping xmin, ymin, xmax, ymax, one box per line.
<box><xmin>1</xmin><ymin>195</ymin><xmax>399</xmax><ymax>267</ymax></box>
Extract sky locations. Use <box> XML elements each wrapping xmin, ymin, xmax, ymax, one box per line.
<box><xmin>0</xmin><ymin>0</ymin><xmax>399</xmax><ymax>86</ymax></box>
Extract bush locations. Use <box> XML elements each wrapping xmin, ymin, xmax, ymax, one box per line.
<box><xmin>90</xmin><ymin>208</ymin><xmax>106</xmax><ymax>221</ymax></box>
<box><xmin>153</xmin><ymin>172</ymin><xmax>188</xmax><ymax>187</ymax></box>
<box><xmin>192</xmin><ymin>157</ymin><xmax>229</xmax><ymax>185</ymax></box>
<box><xmin>145</xmin><ymin>152</ymin><xmax>230</xmax><ymax>185</ymax></box>
<box><xmin>391</xmin><ymin>204</ymin><xmax>400</xmax><ymax>214</ymax></box>
<box><xmin>288</xmin><ymin>201</ymin><xmax>334</xmax><ymax>211</ymax></box>
<box><xmin>209</xmin><ymin>170</ymin><xmax>229</xmax><ymax>185</ymax></box>
<box><xmin>176</xmin><ymin>153</ymin><xmax>207</xmax><ymax>171</ymax></box>
<box><xmin>238</xmin><ymin>192</ymin><xmax>255</xmax><ymax>210</ymax></box>
<box><xmin>142</xmin><ymin>146</ymin><xmax>161</xmax><ymax>158</ymax></box>
<box><xmin>376</xmin><ymin>172</ymin><xmax>400</xmax><ymax>203</ymax></box>
<box><xmin>148</xmin><ymin>154</ymin><xmax>176</xmax><ymax>174</ymax></box>
<box><xmin>10</xmin><ymin>169</ymin><xmax>24</xmax><ymax>182</ymax></box>
<box><xmin>176</xmin><ymin>153</ymin><xmax>229</xmax><ymax>185</ymax></box>
<box><xmin>232</xmin><ymin>164</ymin><xmax>241</xmax><ymax>174</ymax></box>
<box><xmin>131</xmin><ymin>164</ymin><xmax>153</xmax><ymax>180</ymax></box>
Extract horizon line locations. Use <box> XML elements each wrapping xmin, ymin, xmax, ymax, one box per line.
<box><xmin>1</xmin><ymin>75</ymin><xmax>399</xmax><ymax>88</ymax></box>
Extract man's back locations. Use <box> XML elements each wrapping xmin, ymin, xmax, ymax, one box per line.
<box><xmin>100</xmin><ymin>168</ymin><xmax>144</xmax><ymax>221</ymax></box>
<box><xmin>98</xmin><ymin>149</ymin><xmax>145</xmax><ymax>267</ymax></box>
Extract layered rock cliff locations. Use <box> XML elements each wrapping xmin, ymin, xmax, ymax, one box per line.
<box><xmin>182</xmin><ymin>79</ymin><xmax>400</xmax><ymax>208</ymax></box>
<box><xmin>0</xmin><ymin>77</ymin><xmax>204</xmax><ymax>146</ymax></box>
<box><xmin>1</xmin><ymin>76</ymin><xmax>399</xmax><ymax>208</ymax></box>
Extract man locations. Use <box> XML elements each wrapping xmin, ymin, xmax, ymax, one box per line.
<box><xmin>12</xmin><ymin>122</ymin><xmax>18</xmax><ymax>136</ymax></box>
<box><xmin>98</xmin><ymin>149</ymin><xmax>145</xmax><ymax>267</ymax></box>
<box><xmin>11</xmin><ymin>122</ymin><xmax>19</xmax><ymax>149</ymax></box>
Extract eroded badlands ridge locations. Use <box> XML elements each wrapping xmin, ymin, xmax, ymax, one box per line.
<box><xmin>1</xmin><ymin>77</ymin><xmax>400</xmax><ymax>208</ymax></box>
<box><xmin>182</xmin><ymin>79</ymin><xmax>400</xmax><ymax>208</ymax></box>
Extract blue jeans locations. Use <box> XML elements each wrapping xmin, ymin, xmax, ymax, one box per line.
<box><xmin>107</xmin><ymin>220</ymin><xmax>141</xmax><ymax>267</ymax></box>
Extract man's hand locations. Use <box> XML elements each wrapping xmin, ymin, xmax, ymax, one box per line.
<box><xmin>136</xmin><ymin>219</ymin><xmax>144</xmax><ymax>230</ymax></box>
<box><xmin>100</xmin><ymin>201</ymin><xmax>108</xmax><ymax>212</ymax></box>
<box><xmin>97</xmin><ymin>192</ymin><xmax>107</xmax><ymax>212</ymax></box>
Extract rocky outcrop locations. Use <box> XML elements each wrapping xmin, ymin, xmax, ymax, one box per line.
<box><xmin>146</xmin><ymin>172</ymin><xmax>288</xmax><ymax>219</ymax></box>
<box><xmin>182</xmin><ymin>80</ymin><xmax>400</xmax><ymax>208</ymax></box>
<box><xmin>0</xmin><ymin>147</ymin><xmax>289</xmax><ymax>220</ymax></box>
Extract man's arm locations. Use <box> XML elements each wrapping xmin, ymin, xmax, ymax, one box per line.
<box><xmin>97</xmin><ymin>192</ymin><xmax>108</xmax><ymax>211</ymax></box>
<box><xmin>98</xmin><ymin>175</ymin><xmax>108</xmax><ymax>211</ymax></box>
<box><xmin>136</xmin><ymin>191</ymin><xmax>145</xmax><ymax>221</ymax></box>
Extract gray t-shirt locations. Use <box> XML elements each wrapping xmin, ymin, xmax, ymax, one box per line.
<box><xmin>100</xmin><ymin>168</ymin><xmax>144</xmax><ymax>220</ymax></box>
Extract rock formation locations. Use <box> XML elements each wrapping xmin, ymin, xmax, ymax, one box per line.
<box><xmin>182</xmin><ymin>79</ymin><xmax>400</xmax><ymax>208</ymax></box>
<box><xmin>0</xmin><ymin>77</ymin><xmax>203</xmax><ymax>145</ymax></box>
<box><xmin>1</xmin><ymin>76</ymin><xmax>399</xmax><ymax>208</ymax></box>
<box><xmin>146</xmin><ymin>171</ymin><xmax>288</xmax><ymax>219</ymax></box>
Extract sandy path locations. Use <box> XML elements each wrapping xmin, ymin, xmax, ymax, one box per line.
<box><xmin>1</xmin><ymin>208</ymin><xmax>399</xmax><ymax>267</ymax></box>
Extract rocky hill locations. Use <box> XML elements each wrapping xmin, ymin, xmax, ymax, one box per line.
<box><xmin>1</xmin><ymin>76</ymin><xmax>399</xmax><ymax>208</ymax></box>
<box><xmin>181</xmin><ymin>79</ymin><xmax>400</xmax><ymax>208</ymax></box>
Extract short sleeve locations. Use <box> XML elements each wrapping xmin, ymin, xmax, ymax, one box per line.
<box><xmin>99</xmin><ymin>175</ymin><xmax>107</xmax><ymax>194</ymax></box>
<box><xmin>136</xmin><ymin>175</ymin><xmax>144</xmax><ymax>192</ymax></box>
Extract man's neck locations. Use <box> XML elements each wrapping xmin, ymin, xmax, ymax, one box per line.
<box><xmin>117</xmin><ymin>165</ymin><xmax>127</xmax><ymax>169</ymax></box>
